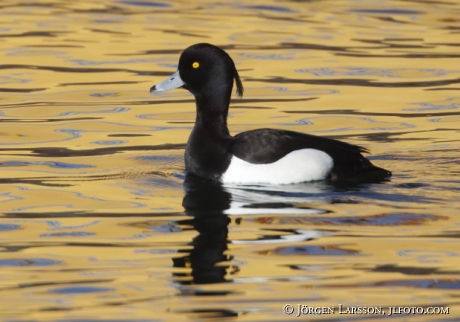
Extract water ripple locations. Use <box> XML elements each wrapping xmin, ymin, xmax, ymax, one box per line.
<box><xmin>49</xmin><ymin>286</ymin><xmax>115</xmax><ymax>294</ymax></box>
<box><xmin>0</xmin><ymin>161</ymin><xmax>94</xmax><ymax>169</ymax></box>
<box><xmin>295</xmin><ymin>67</ymin><xmax>455</xmax><ymax>78</ymax></box>
<box><xmin>240</xmin><ymin>5</ymin><xmax>295</xmax><ymax>13</ymax></box>
<box><xmin>0</xmin><ymin>258</ymin><xmax>62</xmax><ymax>267</ymax></box>
<box><xmin>405</xmin><ymin>96</ymin><xmax>460</xmax><ymax>112</ymax></box>
<box><xmin>0</xmin><ymin>224</ymin><xmax>21</xmax><ymax>232</ymax></box>
<box><xmin>40</xmin><ymin>231</ymin><xmax>95</xmax><ymax>237</ymax></box>
<box><xmin>118</xmin><ymin>0</ymin><xmax>171</xmax><ymax>7</ymax></box>
<box><xmin>349</xmin><ymin>9</ymin><xmax>423</xmax><ymax>15</ymax></box>
<box><xmin>252</xmin><ymin>213</ymin><xmax>446</xmax><ymax>227</ymax></box>
<box><xmin>259</xmin><ymin>245</ymin><xmax>360</xmax><ymax>256</ymax></box>
<box><xmin>45</xmin><ymin>220</ymin><xmax>101</xmax><ymax>230</ymax></box>
<box><xmin>91</xmin><ymin>140</ymin><xmax>128</xmax><ymax>145</ymax></box>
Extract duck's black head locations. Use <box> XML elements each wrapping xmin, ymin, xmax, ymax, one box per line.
<box><xmin>150</xmin><ymin>43</ymin><xmax>243</xmax><ymax>101</ymax></box>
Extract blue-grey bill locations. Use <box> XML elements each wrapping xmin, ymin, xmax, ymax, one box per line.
<box><xmin>150</xmin><ymin>70</ymin><xmax>184</xmax><ymax>92</ymax></box>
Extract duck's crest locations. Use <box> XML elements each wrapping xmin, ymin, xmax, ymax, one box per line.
<box><xmin>234</xmin><ymin>68</ymin><xmax>244</xmax><ymax>98</ymax></box>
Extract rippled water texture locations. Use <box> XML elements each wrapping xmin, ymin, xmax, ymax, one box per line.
<box><xmin>0</xmin><ymin>0</ymin><xmax>459</xmax><ymax>321</ymax></box>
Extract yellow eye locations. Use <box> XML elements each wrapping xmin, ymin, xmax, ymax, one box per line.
<box><xmin>192</xmin><ymin>62</ymin><xmax>200</xmax><ymax>69</ymax></box>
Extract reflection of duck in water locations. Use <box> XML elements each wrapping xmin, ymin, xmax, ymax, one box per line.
<box><xmin>173</xmin><ymin>176</ymin><xmax>338</xmax><ymax>285</ymax></box>
<box><xmin>150</xmin><ymin>43</ymin><xmax>391</xmax><ymax>185</ymax></box>
<box><xmin>173</xmin><ymin>177</ymin><xmax>232</xmax><ymax>285</ymax></box>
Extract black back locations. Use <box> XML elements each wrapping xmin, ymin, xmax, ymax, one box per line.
<box><xmin>231</xmin><ymin>128</ymin><xmax>390</xmax><ymax>180</ymax></box>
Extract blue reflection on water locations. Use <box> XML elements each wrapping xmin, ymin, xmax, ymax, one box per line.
<box><xmin>90</xmin><ymin>93</ymin><xmax>119</xmax><ymax>98</ymax></box>
<box><xmin>135</xmin><ymin>249</ymin><xmax>178</xmax><ymax>254</ymax></box>
<box><xmin>373</xmin><ymin>279</ymin><xmax>460</xmax><ymax>289</ymax></box>
<box><xmin>12</xmin><ymin>191</ymin><xmax>147</xmax><ymax>211</ymax></box>
<box><xmin>67</xmin><ymin>58</ymin><xmax>157</xmax><ymax>66</ymax></box>
<box><xmin>238</xmin><ymin>53</ymin><xmax>295</xmax><ymax>60</ymax></box>
<box><xmin>398</xmin><ymin>250</ymin><xmax>458</xmax><ymax>263</ymax></box>
<box><xmin>137</xmin><ymin>155</ymin><xmax>182</xmax><ymax>163</ymax></box>
<box><xmin>0</xmin><ymin>258</ymin><xmax>62</xmax><ymax>267</ymax></box>
<box><xmin>0</xmin><ymin>161</ymin><xmax>94</xmax><ymax>169</ymax></box>
<box><xmin>257</xmin><ymin>87</ymin><xmax>339</xmax><ymax>96</ymax></box>
<box><xmin>118</xmin><ymin>0</ymin><xmax>170</xmax><ymax>7</ymax></box>
<box><xmin>45</xmin><ymin>220</ymin><xmax>101</xmax><ymax>230</ymax></box>
<box><xmin>40</xmin><ymin>231</ymin><xmax>95</xmax><ymax>237</ymax></box>
<box><xmin>60</xmin><ymin>107</ymin><xmax>129</xmax><ymax>116</ymax></box>
<box><xmin>405</xmin><ymin>96</ymin><xmax>460</xmax><ymax>111</ymax></box>
<box><xmin>0</xmin><ymin>75</ymin><xmax>33</xmax><ymax>84</ymax></box>
<box><xmin>281</xmin><ymin>116</ymin><xmax>416</xmax><ymax>132</ymax></box>
<box><xmin>271</xmin><ymin>213</ymin><xmax>444</xmax><ymax>226</ymax></box>
<box><xmin>5</xmin><ymin>49</ymin><xmax>66</xmax><ymax>57</ymax></box>
<box><xmin>349</xmin><ymin>9</ymin><xmax>422</xmax><ymax>15</ymax></box>
<box><xmin>0</xmin><ymin>192</ymin><xmax>24</xmax><ymax>203</ymax></box>
<box><xmin>272</xmin><ymin>245</ymin><xmax>360</xmax><ymax>256</ymax></box>
<box><xmin>0</xmin><ymin>224</ymin><xmax>21</xmax><ymax>232</ymax></box>
<box><xmin>49</xmin><ymin>286</ymin><xmax>115</xmax><ymax>294</ymax></box>
<box><xmin>295</xmin><ymin>67</ymin><xmax>453</xmax><ymax>78</ymax></box>
<box><xmin>91</xmin><ymin>140</ymin><xmax>127</xmax><ymax>145</ymax></box>
<box><xmin>240</xmin><ymin>5</ymin><xmax>295</xmax><ymax>13</ymax></box>
<box><xmin>55</xmin><ymin>129</ymin><xmax>82</xmax><ymax>141</ymax></box>
<box><xmin>157</xmin><ymin>63</ymin><xmax>178</xmax><ymax>68</ymax></box>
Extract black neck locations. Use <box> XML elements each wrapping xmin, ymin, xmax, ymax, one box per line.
<box><xmin>194</xmin><ymin>92</ymin><xmax>231</xmax><ymax>137</ymax></box>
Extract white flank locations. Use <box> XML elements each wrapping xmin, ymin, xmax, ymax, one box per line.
<box><xmin>221</xmin><ymin>148</ymin><xmax>334</xmax><ymax>184</ymax></box>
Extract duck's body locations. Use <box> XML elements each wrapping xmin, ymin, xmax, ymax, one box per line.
<box><xmin>151</xmin><ymin>43</ymin><xmax>391</xmax><ymax>184</ymax></box>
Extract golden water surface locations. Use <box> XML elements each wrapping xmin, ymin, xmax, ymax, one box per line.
<box><xmin>0</xmin><ymin>0</ymin><xmax>459</xmax><ymax>321</ymax></box>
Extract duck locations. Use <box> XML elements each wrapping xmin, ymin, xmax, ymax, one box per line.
<box><xmin>150</xmin><ymin>43</ymin><xmax>391</xmax><ymax>184</ymax></box>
